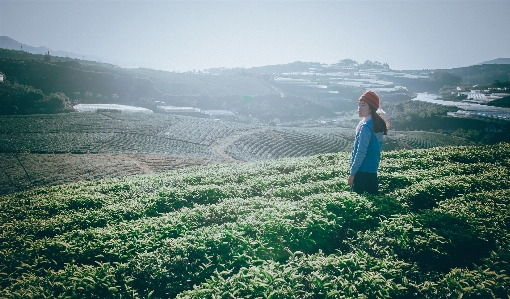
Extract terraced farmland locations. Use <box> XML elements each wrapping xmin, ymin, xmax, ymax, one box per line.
<box><xmin>0</xmin><ymin>112</ymin><xmax>477</xmax><ymax>195</ymax></box>
<box><xmin>0</xmin><ymin>153</ymin><xmax>225</xmax><ymax>196</ymax></box>
<box><xmin>225</xmin><ymin>126</ymin><xmax>472</xmax><ymax>162</ymax></box>
<box><xmin>386</xmin><ymin>131</ymin><xmax>473</xmax><ymax>150</ymax></box>
<box><xmin>226</xmin><ymin>127</ymin><xmax>354</xmax><ymax>161</ymax></box>
<box><xmin>0</xmin><ymin>112</ymin><xmax>257</xmax><ymax>155</ymax></box>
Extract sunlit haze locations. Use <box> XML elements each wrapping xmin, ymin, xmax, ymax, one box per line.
<box><xmin>1</xmin><ymin>0</ymin><xmax>509</xmax><ymax>72</ymax></box>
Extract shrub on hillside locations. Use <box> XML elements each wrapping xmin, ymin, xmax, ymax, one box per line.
<box><xmin>486</xmin><ymin>95</ymin><xmax>510</xmax><ymax>108</ymax></box>
<box><xmin>0</xmin><ymin>80</ymin><xmax>73</xmax><ymax>114</ymax></box>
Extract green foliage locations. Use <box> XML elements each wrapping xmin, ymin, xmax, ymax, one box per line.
<box><xmin>0</xmin><ymin>80</ymin><xmax>73</xmax><ymax>114</ymax></box>
<box><xmin>384</xmin><ymin>100</ymin><xmax>458</xmax><ymax>131</ymax></box>
<box><xmin>451</xmin><ymin>128</ymin><xmax>482</xmax><ymax>141</ymax></box>
<box><xmin>1</xmin><ymin>143</ymin><xmax>509</xmax><ymax>298</ymax></box>
<box><xmin>0</xmin><ymin>56</ymin><xmax>156</xmax><ymax>107</ymax></box>
<box><xmin>438</xmin><ymin>86</ymin><xmax>468</xmax><ymax>102</ymax></box>
<box><xmin>486</xmin><ymin>95</ymin><xmax>510</xmax><ymax>108</ymax></box>
<box><xmin>358</xmin><ymin>60</ymin><xmax>388</xmax><ymax>70</ymax></box>
<box><xmin>491</xmin><ymin>80</ymin><xmax>510</xmax><ymax>89</ymax></box>
<box><xmin>0</xmin><ymin>113</ymin><xmax>256</xmax><ymax>155</ymax></box>
<box><xmin>0</xmin><ymin>80</ymin><xmax>42</xmax><ymax>114</ymax></box>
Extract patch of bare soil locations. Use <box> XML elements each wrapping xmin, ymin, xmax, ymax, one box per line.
<box><xmin>0</xmin><ymin>126</ymin><xmax>268</xmax><ymax>196</ymax></box>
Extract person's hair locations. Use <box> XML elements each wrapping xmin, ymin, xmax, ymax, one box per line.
<box><xmin>369</xmin><ymin>107</ymin><xmax>390</xmax><ymax>135</ymax></box>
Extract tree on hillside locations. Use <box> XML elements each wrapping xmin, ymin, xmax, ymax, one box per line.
<box><xmin>358</xmin><ymin>60</ymin><xmax>387</xmax><ymax>69</ymax></box>
<box><xmin>337</xmin><ymin>59</ymin><xmax>358</xmax><ymax>66</ymax></box>
<box><xmin>486</xmin><ymin>95</ymin><xmax>510</xmax><ymax>108</ymax></box>
<box><xmin>0</xmin><ymin>80</ymin><xmax>73</xmax><ymax>114</ymax></box>
<box><xmin>384</xmin><ymin>100</ymin><xmax>458</xmax><ymax>130</ymax></box>
<box><xmin>492</xmin><ymin>80</ymin><xmax>510</xmax><ymax>89</ymax></box>
<box><xmin>39</xmin><ymin>92</ymin><xmax>73</xmax><ymax>113</ymax></box>
<box><xmin>43</xmin><ymin>51</ymin><xmax>51</xmax><ymax>62</ymax></box>
<box><xmin>0</xmin><ymin>81</ymin><xmax>44</xmax><ymax>114</ymax></box>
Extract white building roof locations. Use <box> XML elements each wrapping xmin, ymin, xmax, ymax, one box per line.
<box><xmin>201</xmin><ymin>110</ymin><xmax>235</xmax><ymax>116</ymax></box>
<box><xmin>73</xmin><ymin>104</ymin><xmax>152</xmax><ymax>113</ymax></box>
<box><xmin>157</xmin><ymin>106</ymin><xmax>201</xmax><ymax>113</ymax></box>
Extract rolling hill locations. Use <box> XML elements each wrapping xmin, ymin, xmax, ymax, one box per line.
<box><xmin>0</xmin><ymin>36</ymin><xmax>116</xmax><ymax>65</ymax></box>
<box><xmin>0</xmin><ymin>143</ymin><xmax>509</xmax><ymax>298</ymax></box>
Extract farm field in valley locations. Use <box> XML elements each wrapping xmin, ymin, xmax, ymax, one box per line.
<box><xmin>0</xmin><ymin>153</ymin><xmax>226</xmax><ymax>196</ymax></box>
<box><xmin>1</xmin><ymin>112</ymin><xmax>474</xmax><ymax>195</ymax></box>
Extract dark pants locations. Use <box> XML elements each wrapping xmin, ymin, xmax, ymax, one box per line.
<box><xmin>351</xmin><ymin>171</ymin><xmax>378</xmax><ymax>195</ymax></box>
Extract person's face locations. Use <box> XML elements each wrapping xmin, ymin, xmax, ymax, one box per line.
<box><xmin>358</xmin><ymin>101</ymin><xmax>371</xmax><ymax>118</ymax></box>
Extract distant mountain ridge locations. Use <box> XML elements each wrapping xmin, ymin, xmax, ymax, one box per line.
<box><xmin>479</xmin><ymin>58</ymin><xmax>510</xmax><ymax>65</ymax></box>
<box><xmin>0</xmin><ymin>36</ymin><xmax>116</xmax><ymax>65</ymax></box>
<box><xmin>0</xmin><ymin>36</ymin><xmax>53</xmax><ymax>55</ymax></box>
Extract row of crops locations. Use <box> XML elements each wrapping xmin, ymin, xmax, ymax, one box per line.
<box><xmin>387</xmin><ymin>131</ymin><xmax>472</xmax><ymax>150</ymax></box>
<box><xmin>0</xmin><ymin>113</ymin><xmax>177</xmax><ymax>135</ymax></box>
<box><xmin>0</xmin><ymin>113</ymin><xmax>257</xmax><ymax>156</ymax></box>
<box><xmin>0</xmin><ymin>153</ymin><xmax>140</xmax><ymax>195</ymax></box>
<box><xmin>1</xmin><ymin>143</ymin><xmax>509</xmax><ymax>298</ymax></box>
<box><xmin>157</xmin><ymin>119</ymin><xmax>245</xmax><ymax>146</ymax></box>
<box><xmin>226</xmin><ymin>126</ymin><xmax>471</xmax><ymax>162</ymax></box>
<box><xmin>0</xmin><ymin>153</ymin><xmax>222</xmax><ymax>196</ymax></box>
<box><xmin>226</xmin><ymin>127</ymin><xmax>354</xmax><ymax>161</ymax></box>
<box><xmin>0</xmin><ymin>113</ymin><xmax>475</xmax><ymax>160</ymax></box>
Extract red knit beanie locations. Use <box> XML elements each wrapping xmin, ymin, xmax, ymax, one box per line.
<box><xmin>359</xmin><ymin>91</ymin><xmax>380</xmax><ymax>109</ymax></box>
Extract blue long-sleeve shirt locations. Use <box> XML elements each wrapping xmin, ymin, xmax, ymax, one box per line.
<box><xmin>349</xmin><ymin>116</ymin><xmax>384</xmax><ymax>176</ymax></box>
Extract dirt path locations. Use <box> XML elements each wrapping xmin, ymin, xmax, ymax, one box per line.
<box><xmin>210</xmin><ymin>127</ymin><xmax>270</xmax><ymax>162</ymax></box>
<box><xmin>121</xmin><ymin>155</ymin><xmax>155</xmax><ymax>174</ymax></box>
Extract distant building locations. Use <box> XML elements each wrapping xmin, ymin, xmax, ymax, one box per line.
<box><xmin>201</xmin><ymin>110</ymin><xmax>236</xmax><ymax>117</ymax></box>
<box><xmin>467</xmin><ymin>90</ymin><xmax>486</xmax><ymax>100</ymax></box>
<box><xmin>73</xmin><ymin>104</ymin><xmax>153</xmax><ymax>113</ymax></box>
<box><xmin>448</xmin><ymin>110</ymin><xmax>510</xmax><ymax>122</ymax></box>
<box><xmin>156</xmin><ymin>106</ymin><xmax>202</xmax><ymax>117</ymax></box>
<box><xmin>355</xmin><ymin>69</ymin><xmax>383</xmax><ymax>77</ymax></box>
<box><xmin>460</xmin><ymin>90</ymin><xmax>508</xmax><ymax>103</ymax></box>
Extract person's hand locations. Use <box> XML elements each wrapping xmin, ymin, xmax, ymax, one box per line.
<box><xmin>348</xmin><ymin>175</ymin><xmax>354</xmax><ymax>185</ymax></box>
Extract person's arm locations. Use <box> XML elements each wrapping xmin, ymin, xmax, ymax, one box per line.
<box><xmin>349</xmin><ymin>124</ymin><xmax>371</xmax><ymax>177</ymax></box>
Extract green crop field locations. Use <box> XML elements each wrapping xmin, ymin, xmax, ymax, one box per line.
<box><xmin>1</xmin><ymin>143</ymin><xmax>509</xmax><ymax>298</ymax></box>
<box><xmin>0</xmin><ymin>113</ymin><xmax>257</xmax><ymax>155</ymax></box>
<box><xmin>0</xmin><ymin>113</ymin><xmax>479</xmax><ymax>196</ymax></box>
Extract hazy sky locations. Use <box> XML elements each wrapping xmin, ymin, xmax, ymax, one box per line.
<box><xmin>1</xmin><ymin>0</ymin><xmax>509</xmax><ymax>72</ymax></box>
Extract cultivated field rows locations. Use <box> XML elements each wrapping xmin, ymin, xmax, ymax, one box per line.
<box><xmin>225</xmin><ymin>127</ymin><xmax>471</xmax><ymax>162</ymax></box>
<box><xmin>1</xmin><ymin>113</ymin><xmax>473</xmax><ymax>195</ymax></box>
<box><xmin>0</xmin><ymin>153</ymin><xmax>228</xmax><ymax>196</ymax></box>
<box><xmin>0</xmin><ymin>113</ymin><xmax>257</xmax><ymax>155</ymax></box>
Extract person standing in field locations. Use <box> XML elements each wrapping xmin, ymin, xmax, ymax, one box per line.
<box><xmin>348</xmin><ymin>91</ymin><xmax>389</xmax><ymax>195</ymax></box>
